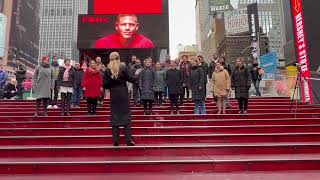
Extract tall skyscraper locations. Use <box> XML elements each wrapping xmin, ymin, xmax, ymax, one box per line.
<box><xmin>238</xmin><ymin>0</ymin><xmax>285</xmax><ymax>60</ymax></box>
<box><xmin>8</xmin><ymin>0</ymin><xmax>41</xmax><ymax>66</ymax></box>
<box><xmin>195</xmin><ymin>0</ymin><xmax>211</xmax><ymax>53</ymax></box>
<box><xmin>38</xmin><ymin>0</ymin><xmax>87</xmax><ymax>61</ymax></box>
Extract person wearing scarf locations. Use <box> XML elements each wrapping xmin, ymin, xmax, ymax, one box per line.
<box><xmin>57</xmin><ymin>59</ymin><xmax>75</xmax><ymax>116</ymax></box>
<box><xmin>210</xmin><ymin>61</ymin><xmax>231</xmax><ymax>114</ymax></box>
<box><xmin>82</xmin><ymin>60</ymin><xmax>102</xmax><ymax>115</ymax></box>
<box><xmin>180</xmin><ymin>55</ymin><xmax>191</xmax><ymax>105</ymax></box>
<box><xmin>32</xmin><ymin>56</ymin><xmax>52</xmax><ymax>117</ymax></box>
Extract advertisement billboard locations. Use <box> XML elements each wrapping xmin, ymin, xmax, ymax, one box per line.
<box><xmin>209</xmin><ymin>0</ymin><xmax>232</xmax><ymax>14</ymax></box>
<box><xmin>247</xmin><ymin>3</ymin><xmax>260</xmax><ymax>60</ymax></box>
<box><xmin>88</xmin><ymin>0</ymin><xmax>167</xmax><ymax>15</ymax></box>
<box><xmin>0</xmin><ymin>13</ymin><xmax>7</xmax><ymax>59</ymax></box>
<box><xmin>77</xmin><ymin>14</ymin><xmax>169</xmax><ymax>50</ymax></box>
<box><xmin>224</xmin><ymin>8</ymin><xmax>249</xmax><ymax>35</ymax></box>
<box><xmin>291</xmin><ymin>0</ymin><xmax>312</xmax><ymax>103</ymax></box>
<box><xmin>260</xmin><ymin>52</ymin><xmax>277</xmax><ymax>80</ymax></box>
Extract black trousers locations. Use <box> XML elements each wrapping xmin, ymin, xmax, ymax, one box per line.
<box><xmin>143</xmin><ymin>100</ymin><xmax>153</xmax><ymax>114</ymax></box>
<box><xmin>50</xmin><ymin>80</ymin><xmax>59</xmax><ymax>105</ymax></box>
<box><xmin>180</xmin><ymin>87</ymin><xmax>189</xmax><ymax>105</ymax></box>
<box><xmin>154</xmin><ymin>91</ymin><xmax>163</xmax><ymax>106</ymax></box>
<box><xmin>36</xmin><ymin>98</ymin><xmax>49</xmax><ymax>113</ymax></box>
<box><xmin>87</xmin><ymin>97</ymin><xmax>98</xmax><ymax>114</ymax></box>
<box><xmin>237</xmin><ymin>98</ymin><xmax>248</xmax><ymax>111</ymax></box>
<box><xmin>16</xmin><ymin>79</ymin><xmax>24</xmax><ymax>100</ymax></box>
<box><xmin>169</xmin><ymin>94</ymin><xmax>180</xmax><ymax>112</ymax></box>
<box><xmin>61</xmin><ymin>92</ymin><xmax>72</xmax><ymax>113</ymax></box>
<box><xmin>112</xmin><ymin>124</ymin><xmax>132</xmax><ymax>143</ymax></box>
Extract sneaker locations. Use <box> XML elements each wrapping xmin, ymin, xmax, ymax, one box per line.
<box><xmin>243</xmin><ymin>110</ymin><xmax>248</xmax><ymax>114</ymax></box>
<box><xmin>53</xmin><ymin>105</ymin><xmax>59</xmax><ymax>109</ymax></box>
<box><xmin>126</xmin><ymin>141</ymin><xmax>135</xmax><ymax>146</ymax></box>
<box><xmin>47</xmin><ymin>105</ymin><xmax>53</xmax><ymax>109</ymax></box>
<box><xmin>238</xmin><ymin>110</ymin><xmax>243</xmax><ymax>114</ymax></box>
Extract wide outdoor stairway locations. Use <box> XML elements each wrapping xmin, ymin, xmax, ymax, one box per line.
<box><xmin>1</xmin><ymin>97</ymin><xmax>320</xmax><ymax>179</ymax></box>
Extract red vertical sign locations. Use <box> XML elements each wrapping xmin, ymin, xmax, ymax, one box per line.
<box><xmin>291</xmin><ymin>0</ymin><xmax>312</xmax><ymax>104</ymax></box>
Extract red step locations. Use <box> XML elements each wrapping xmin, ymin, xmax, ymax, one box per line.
<box><xmin>1</xmin><ymin>125</ymin><xmax>320</xmax><ymax>136</ymax></box>
<box><xmin>0</xmin><ymin>154</ymin><xmax>320</xmax><ymax>174</ymax></box>
<box><xmin>1</xmin><ymin>133</ymin><xmax>320</xmax><ymax>145</ymax></box>
<box><xmin>1</xmin><ymin>143</ymin><xmax>320</xmax><ymax>158</ymax></box>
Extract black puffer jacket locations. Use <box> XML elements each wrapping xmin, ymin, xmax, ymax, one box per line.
<box><xmin>190</xmin><ymin>65</ymin><xmax>205</xmax><ymax>101</ymax></box>
<box><xmin>231</xmin><ymin>65</ymin><xmax>251</xmax><ymax>99</ymax></box>
<box><xmin>57</xmin><ymin>66</ymin><xmax>76</xmax><ymax>87</ymax></box>
<box><xmin>74</xmin><ymin>68</ymin><xmax>84</xmax><ymax>87</ymax></box>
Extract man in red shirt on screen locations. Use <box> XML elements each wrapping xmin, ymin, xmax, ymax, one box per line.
<box><xmin>95</xmin><ymin>14</ymin><xmax>154</xmax><ymax>49</ymax></box>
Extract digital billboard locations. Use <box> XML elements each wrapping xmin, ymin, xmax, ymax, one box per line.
<box><xmin>88</xmin><ymin>0</ymin><xmax>168</xmax><ymax>15</ymax></box>
<box><xmin>77</xmin><ymin>14</ymin><xmax>169</xmax><ymax>50</ymax></box>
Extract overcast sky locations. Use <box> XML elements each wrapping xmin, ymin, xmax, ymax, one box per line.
<box><xmin>169</xmin><ymin>0</ymin><xmax>239</xmax><ymax>58</ymax></box>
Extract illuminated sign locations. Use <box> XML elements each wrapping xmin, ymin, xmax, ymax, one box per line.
<box><xmin>291</xmin><ymin>0</ymin><xmax>312</xmax><ymax>103</ymax></box>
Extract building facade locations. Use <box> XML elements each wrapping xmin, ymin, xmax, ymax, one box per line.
<box><xmin>217</xmin><ymin>33</ymin><xmax>269</xmax><ymax>68</ymax></box>
<box><xmin>238</xmin><ymin>0</ymin><xmax>285</xmax><ymax>60</ymax></box>
<box><xmin>195</xmin><ymin>0</ymin><xmax>212</xmax><ymax>53</ymax></box>
<box><xmin>38</xmin><ymin>0</ymin><xmax>87</xmax><ymax>61</ymax></box>
<box><xmin>178</xmin><ymin>45</ymin><xmax>199</xmax><ymax>61</ymax></box>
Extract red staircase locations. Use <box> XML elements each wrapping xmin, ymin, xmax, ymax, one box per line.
<box><xmin>0</xmin><ymin>97</ymin><xmax>320</xmax><ymax>179</ymax></box>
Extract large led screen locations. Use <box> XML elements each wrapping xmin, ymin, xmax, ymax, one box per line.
<box><xmin>77</xmin><ymin>14</ymin><xmax>169</xmax><ymax>50</ymax></box>
<box><xmin>88</xmin><ymin>0</ymin><xmax>167</xmax><ymax>14</ymax></box>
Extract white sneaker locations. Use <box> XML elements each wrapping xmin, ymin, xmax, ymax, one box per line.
<box><xmin>53</xmin><ymin>105</ymin><xmax>59</xmax><ymax>109</ymax></box>
<box><xmin>47</xmin><ymin>105</ymin><xmax>53</xmax><ymax>109</ymax></box>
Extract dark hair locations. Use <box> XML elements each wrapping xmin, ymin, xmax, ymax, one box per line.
<box><xmin>197</xmin><ymin>55</ymin><xmax>204</xmax><ymax>60</ymax></box>
<box><xmin>182</xmin><ymin>55</ymin><xmax>188</xmax><ymax>59</ymax></box>
<box><xmin>64</xmin><ymin>59</ymin><xmax>70</xmax><ymax>63</ymax></box>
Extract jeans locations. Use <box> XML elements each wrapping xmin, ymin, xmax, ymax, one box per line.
<box><xmin>225</xmin><ymin>95</ymin><xmax>231</xmax><ymax>107</ymax></box>
<box><xmin>252</xmin><ymin>79</ymin><xmax>261</xmax><ymax>96</ymax></box>
<box><xmin>154</xmin><ymin>91</ymin><xmax>163</xmax><ymax>106</ymax></box>
<box><xmin>133</xmin><ymin>84</ymin><xmax>141</xmax><ymax>105</ymax></box>
<box><xmin>237</xmin><ymin>98</ymin><xmax>248</xmax><ymax>111</ymax></box>
<box><xmin>72</xmin><ymin>86</ymin><xmax>83</xmax><ymax>106</ymax></box>
<box><xmin>50</xmin><ymin>80</ymin><xmax>59</xmax><ymax>105</ymax></box>
<box><xmin>194</xmin><ymin>99</ymin><xmax>206</xmax><ymax>114</ymax></box>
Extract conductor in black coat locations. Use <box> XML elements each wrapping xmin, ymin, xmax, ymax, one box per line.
<box><xmin>103</xmin><ymin>52</ymin><xmax>136</xmax><ymax>146</ymax></box>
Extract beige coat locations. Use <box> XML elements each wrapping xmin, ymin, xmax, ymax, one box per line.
<box><xmin>211</xmin><ymin>66</ymin><xmax>231</xmax><ymax>97</ymax></box>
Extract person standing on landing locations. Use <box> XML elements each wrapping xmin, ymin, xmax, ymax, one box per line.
<box><xmin>103</xmin><ymin>52</ymin><xmax>135</xmax><ymax>146</ymax></box>
<box><xmin>72</xmin><ymin>63</ymin><xmax>84</xmax><ymax>108</ymax></box>
<box><xmin>250</xmin><ymin>59</ymin><xmax>263</xmax><ymax>97</ymax></box>
<box><xmin>231</xmin><ymin>58</ymin><xmax>251</xmax><ymax>114</ymax></box>
<box><xmin>180</xmin><ymin>55</ymin><xmax>191</xmax><ymax>105</ymax></box>
<box><xmin>57</xmin><ymin>59</ymin><xmax>75</xmax><ymax>116</ymax></box>
<box><xmin>140</xmin><ymin>59</ymin><xmax>156</xmax><ymax>115</ymax></box>
<box><xmin>48</xmin><ymin>56</ymin><xmax>60</xmax><ymax>109</ymax></box>
<box><xmin>190</xmin><ymin>59</ymin><xmax>206</xmax><ymax>115</ymax></box>
<box><xmin>211</xmin><ymin>61</ymin><xmax>231</xmax><ymax>114</ymax></box>
<box><xmin>82</xmin><ymin>60</ymin><xmax>102</xmax><ymax>115</ymax></box>
<box><xmin>166</xmin><ymin>61</ymin><xmax>183</xmax><ymax>115</ymax></box>
<box><xmin>154</xmin><ymin>62</ymin><xmax>166</xmax><ymax>106</ymax></box>
<box><xmin>32</xmin><ymin>56</ymin><xmax>52</xmax><ymax>117</ymax></box>
<box><xmin>132</xmin><ymin>59</ymin><xmax>142</xmax><ymax>106</ymax></box>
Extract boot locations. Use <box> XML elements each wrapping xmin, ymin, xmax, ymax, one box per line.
<box><xmin>34</xmin><ymin>99</ymin><xmax>40</xmax><ymax>117</ymax></box>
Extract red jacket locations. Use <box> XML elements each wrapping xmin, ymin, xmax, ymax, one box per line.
<box><xmin>82</xmin><ymin>69</ymin><xmax>102</xmax><ymax>98</ymax></box>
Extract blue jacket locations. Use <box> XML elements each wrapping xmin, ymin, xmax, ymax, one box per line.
<box><xmin>0</xmin><ymin>70</ymin><xmax>8</xmax><ymax>88</ymax></box>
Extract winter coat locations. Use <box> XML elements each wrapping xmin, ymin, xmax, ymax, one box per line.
<box><xmin>57</xmin><ymin>66</ymin><xmax>75</xmax><ymax>87</ymax></box>
<box><xmin>154</xmin><ymin>69</ymin><xmax>166</xmax><ymax>92</ymax></box>
<box><xmin>32</xmin><ymin>63</ymin><xmax>53</xmax><ymax>99</ymax></box>
<box><xmin>180</xmin><ymin>62</ymin><xmax>191</xmax><ymax>88</ymax></box>
<box><xmin>199</xmin><ymin>62</ymin><xmax>209</xmax><ymax>84</ymax></box>
<box><xmin>103</xmin><ymin>64</ymin><xmax>135</xmax><ymax>126</ymax></box>
<box><xmin>190</xmin><ymin>65</ymin><xmax>205</xmax><ymax>101</ymax></box>
<box><xmin>222</xmin><ymin>62</ymin><xmax>232</xmax><ymax>76</ymax></box>
<box><xmin>250</xmin><ymin>63</ymin><xmax>262</xmax><ymax>80</ymax></box>
<box><xmin>231</xmin><ymin>65</ymin><xmax>252</xmax><ymax>99</ymax></box>
<box><xmin>82</xmin><ymin>68</ymin><xmax>102</xmax><ymax>98</ymax></box>
<box><xmin>132</xmin><ymin>64</ymin><xmax>142</xmax><ymax>86</ymax></box>
<box><xmin>0</xmin><ymin>70</ymin><xmax>8</xmax><ymax>88</ymax></box>
<box><xmin>211</xmin><ymin>66</ymin><xmax>231</xmax><ymax>97</ymax></box>
<box><xmin>139</xmin><ymin>67</ymin><xmax>155</xmax><ymax>101</ymax></box>
<box><xmin>166</xmin><ymin>68</ymin><xmax>183</xmax><ymax>95</ymax></box>
<box><xmin>74</xmin><ymin>68</ymin><xmax>84</xmax><ymax>87</ymax></box>
<box><xmin>15</xmin><ymin>64</ymin><xmax>26</xmax><ymax>82</ymax></box>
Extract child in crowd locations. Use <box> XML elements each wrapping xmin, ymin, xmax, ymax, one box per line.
<box><xmin>190</xmin><ymin>58</ymin><xmax>206</xmax><ymax>115</ymax></box>
<box><xmin>154</xmin><ymin>62</ymin><xmax>166</xmax><ymax>106</ymax></box>
<box><xmin>82</xmin><ymin>60</ymin><xmax>102</xmax><ymax>115</ymax></box>
<box><xmin>166</xmin><ymin>61</ymin><xmax>183</xmax><ymax>115</ymax></box>
<box><xmin>140</xmin><ymin>59</ymin><xmax>155</xmax><ymax>115</ymax></box>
